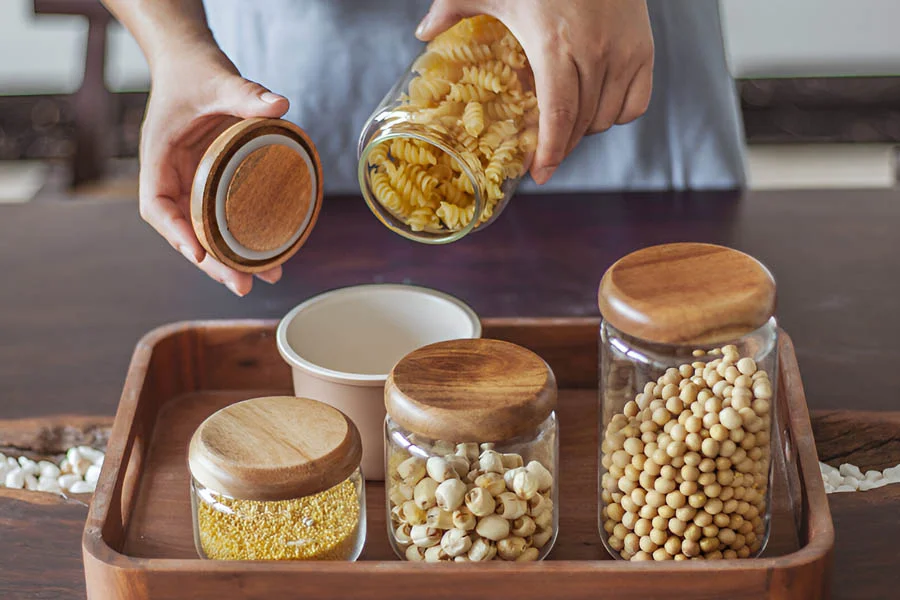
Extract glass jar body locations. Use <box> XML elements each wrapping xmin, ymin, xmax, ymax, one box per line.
<box><xmin>190</xmin><ymin>468</ymin><xmax>366</xmax><ymax>561</ymax></box>
<box><xmin>357</xmin><ymin>16</ymin><xmax>539</xmax><ymax>244</ymax></box>
<box><xmin>598</xmin><ymin>320</ymin><xmax>778</xmax><ymax>561</ymax></box>
<box><xmin>385</xmin><ymin>413</ymin><xmax>559</xmax><ymax>562</ymax></box>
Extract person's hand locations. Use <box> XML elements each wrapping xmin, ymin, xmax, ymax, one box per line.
<box><xmin>416</xmin><ymin>0</ymin><xmax>654</xmax><ymax>185</ymax></box>
<box><xmin>140</xmin><ymin>42</ymin><xmax>290</xmax><ymax>296</ymax></box>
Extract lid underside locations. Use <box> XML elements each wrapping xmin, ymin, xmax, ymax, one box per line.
<box><xmin>190</xmin><ymin>118</ymin><xmax>322</xmax><ymax>273</ymax></box>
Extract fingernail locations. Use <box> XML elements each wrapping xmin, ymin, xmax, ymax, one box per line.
<box><xmin>226</xmin><ymin>281</ymin><xmax>245</xmax><ymax>297</ymax></box>
<box><xmin>535</xmin><ymin>166</ymin><xmax>557</xmax><ymax>184</ymax></box>
<box><xmin>260</xmin><ymin>91</ymin><xmax>282</xmax><ymax>104</ymax></box>
<box><xmin>178</xmin><ymin>245</ymin><xmax>197</xmax><ymax>264</ymax></box>
<box><xmin>256</xmin><ymin>273</ymin><xmax>280</xmax><ymax>285</ymax></box>
<box><xmin>415</xmin><ymin>12</ymin><xmax>433</xmax><ymax>37</ymax></box>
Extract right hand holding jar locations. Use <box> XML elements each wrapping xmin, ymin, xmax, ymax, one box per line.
<box><xmin>597</xmin><ymin>243</ymin><xmax>778</xmax><ymax>561</ymax></box>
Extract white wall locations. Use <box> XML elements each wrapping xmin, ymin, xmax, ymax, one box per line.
<box><xmin>1</xmin><ymin>0</ymin><xmax>899</xmax><ymax>94</ymax></box>
<box><xmin>0</xmin><ymin>0</ymin><xmax>149</xmax><ymax>94</ymax></box>
<box><xmin>720</xmin><ymin>0</ymin><xmax>900</xmax><ymax>78</ymax></box>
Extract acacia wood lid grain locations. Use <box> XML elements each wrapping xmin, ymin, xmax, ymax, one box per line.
<box><xmin>598</xmin><ymin>243</ymin><xmax>777</xmax><ymax>345</ymax></box>
<box><xmin>385</xmin><ymin>339</ymin><xmax>557</xmax><ymax>442</ymax></box>
<box><xmin>190</xmin><ymin>118</ymin><xmax>323</xmax><ymax>273</ymax></box>
<box><xmin>188</xmin><ymin>396</ymin><xmax>361</xmax><ymax>501</ymax></box>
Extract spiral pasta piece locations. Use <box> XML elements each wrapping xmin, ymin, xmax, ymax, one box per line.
<box><xmin>492</xmin><ymin>38</ymin><xmax>527</xmax><ymax>69</ymax></box>
<box><xmin>462</xmin><ymin>101</ymin><xmax>485</xmax><ymax>137</ymax></box>
<box><xmin>371</xmin><ymin>172</ymin><xmax>409</xmax><ymax>217</ymax></box>
<box><xmin>485</xmin><ymin>138</ymin><xmax>518</xmax><ymax>183</ymax></box>
<box><xmin>390</xmin><ymin>138</ymin><xmax>438</xmax><ymax>166</ymax></box>
<box><xmin>478</xmin><ymin>119</ymin><xmax>518</xmax><ymax>158</ymax></box>
<box><xmin>460</xmin><ymin>66</ymin><xmax>506</xmax><ymax>94</ymax></box>
<box><xmin>406</xmin><ymin>209</ymin><xmax>436</xmax><ymax>232</ymax></box>
<box><xmin>448</xmin><ymin>82</ymin><xmax>496</xmax><ymax>104</ymax></box>
<box><xmin>441</xmin><ymin>180</ymin><xmax>473</xmax><ymax>207</ymax></box>
<box><xmin>483</xmin><ymin>99</ymin><xmax>525</xmax><ymax>122</ymax></box>
<box><xmin>430</xmin><ymin>39</ymin><xmax>494</xmax><ymax>64</ymax></box>
<box><xmin>409</xmin><ymin>76</ymin><xmax>452</xmax><ymax>107</ymax></box>
<box><xmin>436</xmin><ymin>202</ymin><xmax>476</xmax><ymax>230</ymax></box>
<box><xmin>452</xmin><ymin>171</ymin><xmax>475</xmax><ymax>195</ymax></box>
<box><xmin>367</xmin><ymin>141</ymin><xmax>391</xmax><ymax>168</ymax></box>
<box><xmin>387</xmin><ymin>163</ymin><xmax>432</xmax><ymax>208</ymax></box>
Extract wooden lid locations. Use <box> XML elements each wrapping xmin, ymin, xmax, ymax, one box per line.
<box><xmin>190</xmin><ymin>118</ymin><xmax>323</xmax><ymax>273</ymax></box>
<box><xmin>598</xmin><ymin>243</ymin><xmax>777</xmax><ymax>345</ymax></box>
<box><xmin>385</xmin><ymin>339</ymin><xmax>557</xmax><ymax>442</ymax></box>
<box><xmin>187</xmin><ymin>396</ymin><xmax>362</xmax><ymax>501</ymax></box>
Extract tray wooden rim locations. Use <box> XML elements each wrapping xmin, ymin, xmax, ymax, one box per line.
<box><xmin>83</xmin><ymin>318</ymin><xmax>834</xmax><ymax>577</ymax></box>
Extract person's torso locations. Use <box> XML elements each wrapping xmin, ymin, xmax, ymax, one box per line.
<box><xmin>204</xmin><ymin>0</ymin><xmax>745</xmax><ymax>194</ymax></box>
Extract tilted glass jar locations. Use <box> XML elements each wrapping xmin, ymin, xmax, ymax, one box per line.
<box><xmin>597</xmin><ymin>243</ymin><xmax>778</xmax><ymax>562</ymax></box>
<box><xmin>358</xmin><ymin>15</ymin><xmax>539</xmax><ymax>244</ymax></box>
<box><xmin>384</xmin><ymin>339</ymin><xmax>558</xmax><ymax>562</ymax></box>
<box><xmin>188</xmin><ymin>396</ymin><xmax>366</xmax><ymax>561</ymax></box>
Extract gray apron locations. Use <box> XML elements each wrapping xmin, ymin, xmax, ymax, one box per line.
<box><xmin>204</xmin><ymin>0</ymin><xmax>745</xmax><ymax>193</ymax></box>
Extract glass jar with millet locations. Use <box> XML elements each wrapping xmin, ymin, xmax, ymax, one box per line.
<box><xmin>188</xmin><ymin>396</ymin><xmax>366</xmax><ymax>561</ymax></box>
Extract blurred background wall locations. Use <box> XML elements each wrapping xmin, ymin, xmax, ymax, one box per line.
<box><xmin>5</xmin><ymin>0</ymin><xmax>900</xmax><ymax>91</ymax></box>
<box><xmin>0</xmin><ymin>0</ymin><xmax>898</xmax><ymax>195</ymax></box>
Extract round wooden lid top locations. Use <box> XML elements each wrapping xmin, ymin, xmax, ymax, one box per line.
<box><xmin>190</xmin><ymin>118</ymin><xmax>323</xmax><ymax>274</ymax></box>
<box><xmin>188</xmin><ymin>396</ymin><xmax>362</xmax><ymax>501</ymax></box>
<box><xmin>598</xmin><ymin>243</ymin><xmax>777</xmax><ymax>345</ymax></box>
<box><xmin>385</xmin><ymin>339</ymin><xmax>557</xmax><ymax>442</ymax></box>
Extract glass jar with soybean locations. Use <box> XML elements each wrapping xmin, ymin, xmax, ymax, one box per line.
<box><xmin>597</xmin><ymin>243</ymin><xmax>778</xmax><ymax>562</ymax></box>
<box><xmin>358</xmin><ymin>15</ymin><xmax>539</xmax><ymax>243</ymax></box>
<box><xmin>384</xmin><ymin>339</ymin><xmax>558</xmax><ymax>562</ymax></box>
<box><xmin>188</xmin><ymin>396</ymin><xmax>365</xmax><ymax>561</ymax></box>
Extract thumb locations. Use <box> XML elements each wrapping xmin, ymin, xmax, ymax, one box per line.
<box><xmin>416</xmin><ymin>0</ymin><xmax>493</xmax><ymax>41</ymax></box>
<box><xmin>209</xmin><ymin>75</ymin><xmax>290</xmax><ymax>119</ymax></box>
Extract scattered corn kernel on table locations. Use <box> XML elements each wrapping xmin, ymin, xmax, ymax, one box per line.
<box><xmin>1</xmin><ymin>189</ymin><xmax>900</xmax><ymax>598</ymax></box>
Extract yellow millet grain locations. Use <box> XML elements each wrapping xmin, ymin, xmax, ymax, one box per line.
<box><xmin>197</xmin><ymin>478</ymin><xmax>361</xmax><ymax>560</ymax></box>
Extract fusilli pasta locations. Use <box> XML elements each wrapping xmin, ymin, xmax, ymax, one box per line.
<box><xmin>364</xmin><ymin>15</ymin><xmax>539</xmax><ymax>234</ymax></box>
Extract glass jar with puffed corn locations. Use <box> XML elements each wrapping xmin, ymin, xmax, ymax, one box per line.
<box><xmin>357</xmin><ymin>15</ymin><xmax>539</xmax><ymax>244</ymax></box>
<box><xmin>188</xmin><ymin>396</ymin><xmax>366</xmax><ymax>561</ymax></box>
<box><xmin>597</xmin><ymin>243</ymin><xmax>778</xmax><ymax>562</ymax></box>
<box><xmin>384</xmin><ymin>338</ymin><xmax>558</xmax><ymax>562</ymax></box>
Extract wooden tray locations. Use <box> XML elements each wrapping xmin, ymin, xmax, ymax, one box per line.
<box><xmin>83</xmin><ymin>318</ymin><xmax>834</xmax><ymax>599</ymax></box>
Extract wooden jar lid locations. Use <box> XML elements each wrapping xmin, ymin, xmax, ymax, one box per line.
<box><xmin>188</xmin><ymin>396</ymin><xmax>362</xmax><ymax>501</ymax></box>
<box><xmin>385</xmin><ymin>339</ymin><xmax>557</xmax><ymax>442</ymax></box>
<box><xmin>598</xmin><ymin>243</ymin><xmax>777</xmax><ymax>345</ymax></box>
<box><xmin>190</xmin><ymin>118</ymin><xmax>323</xmax><ymax>273</ymax></box>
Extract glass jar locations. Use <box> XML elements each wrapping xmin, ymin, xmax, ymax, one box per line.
<box><xmin>383</xmin><ymin>339</ymin><xmax>558</xmax><ymax>562</ymax></box>
<box><xmin>357</xmin><ymin>15</ymin><xmax>539</xmax><ymax>244</ymax></box>
<box><xmin>597</xmin><ymin>243</ymin><xmax>778</xmax><ymax>562</ymax></box>
<box><xmin>188</xmin><ymin>396</ymin><xmax>366</xmax><ymax>561</ymax></box>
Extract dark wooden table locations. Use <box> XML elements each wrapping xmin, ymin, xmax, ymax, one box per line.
<box><xmin>1</xmin><ymin>189</ymin><xmax>899</xmax><ymax>598</ymax></box>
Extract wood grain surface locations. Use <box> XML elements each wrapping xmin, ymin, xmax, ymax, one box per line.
<box><xmin>0</xmin><ymin>324</ymin><xmax>895</xmax><ymax>598</ymax></box>
<box><xmin>77</xmin><ymin>320</ymin><xmax>829</xmax><ymax>599</ymax></box>
<box><xmin>598</xmin><ymin>242</ymin><xmax>777</xmax><ymax>344</ymax></box>
<box><xmin>0</xmin><ymin>415</ymin><xmax>113</xmax><ymax>462</ymax></box>
<box><xmin>2</xmin><ymin>188</ymin><xmax>900</xmax><ymax>598</ymax></box>
<box><xmin>3</xmin><ymin>189</ymin><xmax>898</xmax><ymax>418</ymax></box>
<box><xmin>225</xmin><ymin>144</ymin><xmax>313</xmax><ymax>253</ymax></box>
<box><xmin>385</xmin><ymin>338</ymin><xmax>557</xmax><ymax>441</ymax></box>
